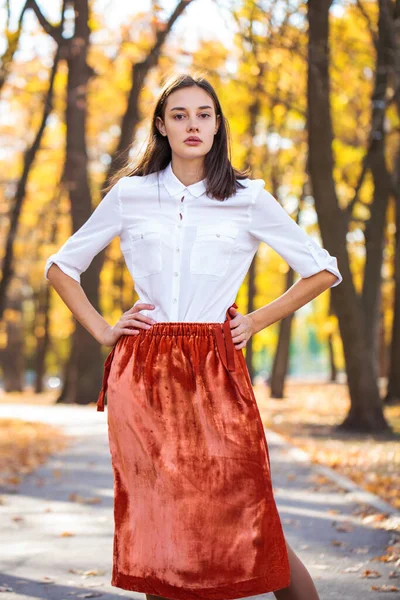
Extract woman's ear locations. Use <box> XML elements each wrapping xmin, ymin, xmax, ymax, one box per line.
<box><xmin>215</xmin><ymin>113</ymin><xmax>221</xmax><ymax>134</ymax></box>
<box><xmin>155</xmin><ymin>116</ymin><xmax>167</xmax><ymax>136</ymax></box>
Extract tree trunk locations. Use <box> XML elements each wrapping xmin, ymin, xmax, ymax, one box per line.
<box><xmin>386</xmin><ymin>145</ymin><xmax>400</xmax><ymax>404</ymax></box>
<box><xmin>34</xmin><ymin>284</ymin><xmax>51</xmax><ymax>394</ymax></box>
<box><xmin>270</xmin><ymin>267</ymin><xmax>295</xmax><ymax>398</ymax></box>
<box><xmin>307</xmin><ymin>0</ymin><xmax>389</xmax><ymax>432</ymax></box>
<box><xmin>58</xmin><ymin>0</ymin><xmax>103</xmax><ymax>406</ymax></box>
<box><xmin>35</xmin><ymin>187</ymin><xmax>63</xmax><ymax>394</ymax></box>
<box><xmin>269</xmin><ymin>183</ymin><xmax>306</xmax><ymax>397</ymax></box>
<box><xmin>0</xmin><ymin>293</ymin><xmax>24</xmax><ymax>392</ymax></box>
<box><xmin>327</xmin><ymin>294</ymin><xmax>338</xmax><ymax>382</ymax></box>
<box><xmin>361</xmin><ymin>0</ymin><xmax>392</xmax><ymax>382</ymax></box>
<box><xmin>384</xmin><ymin>0</ymin><xmax>400</xmax><ymax>404</ymax></box>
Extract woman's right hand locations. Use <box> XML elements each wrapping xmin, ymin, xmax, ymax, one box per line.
<box><xmin>99</xmin><ymin>303</ymin><xmax>157</xmax><ymax>347</ymax></box>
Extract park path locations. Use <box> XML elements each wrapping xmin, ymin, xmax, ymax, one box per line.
<box><xmin>0</xmin><ymin>403</ymin><xmax>399</xmax><ymax>600</ymax></box>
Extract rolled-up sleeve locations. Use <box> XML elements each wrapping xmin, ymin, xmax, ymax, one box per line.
<box><xmin>249</xmin><ymin>181</ymin><xmax>342</xmax><ymax>288</ymax></box>
<box><xmin>44</xmin><ymin>178</ymin><xmax>123</xmax><ymax>284</ymax></box>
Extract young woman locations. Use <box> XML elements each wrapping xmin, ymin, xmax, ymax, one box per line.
<box><xmin>45</xmin><ymin>72</ymin><xmax>342</xmax><ymax>600</ymax></box>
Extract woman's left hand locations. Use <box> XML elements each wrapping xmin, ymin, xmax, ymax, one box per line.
<box><xmin>227</xmin><ymin>305</ymin><xmax>256</xmax><ymax>349</ymax></box>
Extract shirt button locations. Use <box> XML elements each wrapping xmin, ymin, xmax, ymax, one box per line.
<box><xmin>177</xmin><ymin>224</ymin><xmax>182</xmax><ymax>228</ymax></box>
<box><xmin>216</xmin><ymin>233</ymin><xmax>220</xmax><ymax>237</ymax></box>
<box><xmin>174</xmin><ymin>272</ymin><xmax>178</xmax><ymax>276</ymax></box>
<box><xmin>173</xmin><ymin>298</ymin><xmax>177</xmax><ymax>303</ymax></box>
<box><xmin>176</xmin><ymin>248</ymin><xmax>180</xmax><ymax>252</ymax></box>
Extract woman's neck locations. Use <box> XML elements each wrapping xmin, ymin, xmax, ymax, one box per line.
<box><xmin>170</xmin><ymin>157</ymin><xmax>205</xmax><ymax>186</ymax></box>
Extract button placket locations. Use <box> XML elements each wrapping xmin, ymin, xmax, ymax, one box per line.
<box><xmin>171</xmin><ymin>193</ymin><xmax>185</xmax><ymax>319</ymax></box>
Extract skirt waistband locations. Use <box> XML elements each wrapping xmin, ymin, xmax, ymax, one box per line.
<box><xmin>96</xmin><ymin>302</ymin><xmax>239</xmax><ymax>411</ymax></box>
<box><xmin>129</xmin><ymin>322</ymin><xmax>224</xmax><ymax>336</ymax></box>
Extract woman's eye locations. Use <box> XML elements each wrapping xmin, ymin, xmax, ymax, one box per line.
<box><xmin>173</xmin><ymin>113</ymin><xmax>211</xmax><ymax>120</ymax></box>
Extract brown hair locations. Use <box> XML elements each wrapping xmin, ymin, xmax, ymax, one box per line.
<box><xmin>103</xmin><ymin>71</ymin><xmax>250</xmax><ymax>201</ymax></box>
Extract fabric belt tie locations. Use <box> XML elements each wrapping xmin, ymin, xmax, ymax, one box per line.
<box><xmin>97</xmin><ymin>344</ymin><xmax>116</xmax><ymax>412</ymax></box>
<box><xmin>96</xmin><ymin>301</ymin><xmax>238</xmax><ymax>411</ymax></box>
<box><xmin>214</xmin><ymin>301</ymin><xmax>238</xmax><ymax>373</ymax></box>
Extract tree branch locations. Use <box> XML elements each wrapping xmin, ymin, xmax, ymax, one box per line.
<box><xmin>26</xmin><ymin>0</ymin><xmax>63</xmax><ymax>44</ymax></box>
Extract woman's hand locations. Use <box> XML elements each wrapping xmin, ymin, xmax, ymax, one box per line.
<box><xmin>227</xmin><ymin>305</ymin><xmax>256</xmax><ymax>349</ymax></box>
<box><xmin>99</xmin><ymin>303</ymin><xmax>157</xmax><ymax>347</ymax></box>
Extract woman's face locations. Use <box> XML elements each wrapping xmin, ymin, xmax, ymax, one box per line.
<box><xmin>155</xmin><ymin>86</ymin><xmax>220</xmax><ymax>161</ymax></box>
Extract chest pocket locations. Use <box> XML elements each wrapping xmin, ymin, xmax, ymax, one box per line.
<box><xmin>128</xmin><ymin>221</ymin><xmax>163</xmax><ymax>278</ymax></box>
<box><xmin>190</xmin><ymin>222</ymin><xmax>239</xmax><ymax>277</ymax></box>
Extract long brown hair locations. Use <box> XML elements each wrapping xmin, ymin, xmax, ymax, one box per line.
<box><xmin>103</xmin><ymin>71</ymin><xmax>251</xmax><ymax>201</ymax></box>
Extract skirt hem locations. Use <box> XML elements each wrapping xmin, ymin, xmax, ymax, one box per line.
<box><xmin>111</xmin><ymin>569</ymin><xmax>291</xmax><ymax>600</ymax></box>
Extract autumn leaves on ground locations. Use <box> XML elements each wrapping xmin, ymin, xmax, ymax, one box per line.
<box><xmin>255</xmin><ymin>382</ymin><xmax>400</xmax><ymax>511</ymax></box>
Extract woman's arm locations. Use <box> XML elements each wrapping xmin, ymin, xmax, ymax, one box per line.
<box><xmin>47</xmin><ymin>264</ymin><xmax>110</xmax><ymax>344</ymax></box>
<box><xmin>248</xmin><ymin>182</ymin><xmax>342</xmax><ymax>288</ymax></box>
<box><xmin>47</xmin><ymin>264</ymin><xmax>156</xmax><ymax>346</ymax></box>
<box><xmin>246</xmin><ymin>269</ymin><xmax>337</xmax><ymax>335</ymax></box>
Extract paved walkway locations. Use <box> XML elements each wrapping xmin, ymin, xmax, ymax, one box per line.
<box><xmin>0</xmin><ymin>404</ymin><xmax>398</xmax><ymax>600</ymax></box>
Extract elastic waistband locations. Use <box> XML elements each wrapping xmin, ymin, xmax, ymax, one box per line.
<box><xmin>128</xmin><ymin>322</ymin><xmax>222</xmax><ymax>337</ymax></box>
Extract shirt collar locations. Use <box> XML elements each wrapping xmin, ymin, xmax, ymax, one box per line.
<box><xmin>160</xmin><ymin>160</ymin><xmax>207</xmax><ymax>198</ymax></box>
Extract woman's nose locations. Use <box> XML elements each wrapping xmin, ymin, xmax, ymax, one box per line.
<box><xmin>187</xmin><ymin>119</ymin><xmax>199</xmax><ymax>130</ymax></box>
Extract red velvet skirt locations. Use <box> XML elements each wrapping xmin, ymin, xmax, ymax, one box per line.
<box><xmin>96</xmin><ymin>303</ymin><xmax>290</xmax><ymax>600</ymax></box>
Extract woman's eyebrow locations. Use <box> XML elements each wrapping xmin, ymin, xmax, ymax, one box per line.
<box><xmin>169</xmin><ymin>105</ymin><xmax>213</xmax><ymax>111</ymax></box>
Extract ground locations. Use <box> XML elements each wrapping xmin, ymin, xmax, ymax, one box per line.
<box><xmin>0</xmin><ymin>385</ymin><xmax>399</xmax><ymax>599</ymax></box>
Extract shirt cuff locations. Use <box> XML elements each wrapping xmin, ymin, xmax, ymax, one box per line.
<box><xmin>303</xmin><ymin>240</ymin><xmax>342</xmax><ymax>287</ymax></box>
<box><xmin>44</xmin><ymin>257</ymin><xmax>81</xmax><ymax>284</ymax></box>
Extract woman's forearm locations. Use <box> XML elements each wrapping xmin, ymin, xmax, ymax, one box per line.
<box><xmin>46</xmin><ymin>263</ymin><xmax>110</xmax><ymax>344</ymax></box>
<box><xmin>247</xmin><ymin>269</ymin><xmax>338</xmax><ymax>335</ymax></box>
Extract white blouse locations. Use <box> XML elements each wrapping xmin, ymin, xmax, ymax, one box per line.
<box><xmin>44</xmin><ymin>160</ymin><xmax>342</xmax><ymax>323</ymax></box>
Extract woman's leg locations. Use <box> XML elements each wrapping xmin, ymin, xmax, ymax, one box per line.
<box><xmin>274</xmin><ymin>539</ymin><xmax>320</xmax><ymax>600</ymax></box>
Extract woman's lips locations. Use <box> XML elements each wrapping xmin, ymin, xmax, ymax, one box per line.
<box><xmin>184</xmin><ymin>139</ymin><xmax>202</xmax><ymax>145</ymax></box>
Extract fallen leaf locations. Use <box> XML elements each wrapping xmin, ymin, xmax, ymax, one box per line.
<box><xmin>40</xmin><ymin>576</ymin><xmax>55</xmax><ymax>584</ymax></box>
<box><xmin>370</xmin><ymin>584</ymin><xmax>399</xmax><ymax>592</ymax></box>
<box><xmin>352</xmin><ymin>546</ymin><xmax>371</xmax><ymax>554</ymax></box>
<box><xmin>360</xmin><ymin>569</ymin><xmax>381</xmax><ymax>578</ymax></box>
<box><xmin>342</xmin><ymin>565</ymin><xmax>363</xmax><ymax>573</ymax></box>
<box><xmin>81</xmin><ymin>569</ymin><xmax>105</xmax><ymax>577</ymax></box>
<box><xmin>335</xmin><ymin>523</ymin><xmax>354</xmax><ymax>533</ymax></box>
